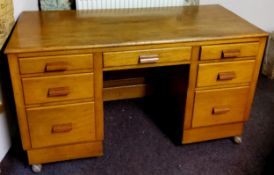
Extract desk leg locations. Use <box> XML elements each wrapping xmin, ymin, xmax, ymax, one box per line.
<box><xmin>183</xmin><ymin>46</ymin><xmax>199</xmax><ymax>131</ymax></box>
<box><xmin>94</xmin><ymin>52</ymin><xmax>104</xmax><ymax>141</ymax></box>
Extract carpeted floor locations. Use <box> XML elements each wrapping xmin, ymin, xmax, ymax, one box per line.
<box><xmin>0</xmin><ymin>76</ymin><xmax>273</xmax><ymax>175</ymax></box>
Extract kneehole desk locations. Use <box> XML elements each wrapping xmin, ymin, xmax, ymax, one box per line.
<box><xmin>5</xmin><ymin>5</ymin><xmax>268</xmax><ymax>169</ymax></box>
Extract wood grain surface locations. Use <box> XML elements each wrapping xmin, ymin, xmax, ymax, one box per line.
<box><xmin>5</xmin><ymin>5</ymin><xmax>267</xmax><ymax>54</ymax></box>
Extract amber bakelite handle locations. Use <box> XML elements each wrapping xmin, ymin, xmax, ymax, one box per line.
<box><xmin>52</xmin><ymin>123</ymin><xmax>72</xmax><ymax>133</ymax></box>
<box><xmin>139</xmin><ymin>54</ymin><xmax>159</xmax><ymax>64</ymax></box>
<box><xmin>217</xmin><ymin>72</ymin><xmax>236</xmax><ymax>81</ymax></box>
<box><xmin>212</xmin><ymin>107</ymin><xmax>230</xmax><ymax>115</ymax></box>
<box><xmin>48</xmin><ymin>87</ymin><xmax>70</xmax><ymax>97</ymax></box>
<box><xmin>222</xmin><ymin>49</ymin><xmax>240</xmax><ymax>58</ymax></box>
<box><xmin>45</xmin><ymin>61</ymin><xmax>68</xmax><ymax>72</ymax></box>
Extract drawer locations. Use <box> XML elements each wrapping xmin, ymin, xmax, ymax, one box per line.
<box><xmin>22</xmin><ymin>73</ymin><xmax>94</xmax><ymax>105</ymax></box>
<box><xmin>19</xmin><ymin>54</ymin><xmax>93</xmax><ymax>74</ymax></box>
<box><xmin>201</xmin><ymin>42</ymin><xmax>259</xmax><ymax>60</ymax></box>
<box><xmin>27</xmin><ymin>102</ymin><xmax>96</xmax><ymax>148</ymax></box>
<box><xmin>192</xmin><ymin>86</ymin><xmax>249</xmax><ymax>127</ymax></box>
<box><xmin>103</xmin><ymin>47</ymin><xmax>191</xmax><ymax>68</ymax></box>
<box><xmin>197</xmin><ymin>60</ymin><xmax>255</xmax><ymax>87</ymax></box>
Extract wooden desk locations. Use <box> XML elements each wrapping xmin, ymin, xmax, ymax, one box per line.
<box><xmin>5</xmin><ymin>5</ymin><xmax>268</xmax><ymax>171</ymax></box>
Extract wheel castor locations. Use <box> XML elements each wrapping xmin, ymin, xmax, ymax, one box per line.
<box><xmin>32</xmin><ymin>164</ymin><xmax>42</xmax><ymax>173</ymax></box>
<box><xmin>233</xmin><ymin>136</ymin><xmax>242</xmax><ymax>144</ymax></box>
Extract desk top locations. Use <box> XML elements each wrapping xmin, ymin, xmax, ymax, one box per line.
<box><xmin>5</xmin><ymin>5</ymin><xmax>267</xmax><ymax>54</ymax></box>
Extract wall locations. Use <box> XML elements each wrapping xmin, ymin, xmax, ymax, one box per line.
<box><xmin>200</xmin><ymin>0</ymin><xmax>274</xmax><ymax>32</ymax></box>
<box><xmin>0</xmin><ymin>89</ymin><xmax>10</xmax><ymax>161</ymax></box>
<box><xmin>0</xmin><ymin>104</ymin><xmax>11</xmax><ymax>161</ymax></box>
<box><xmin>13</xmin><ymin>0</ymin><xmax>38</xmax><ymax>19</ymax></box>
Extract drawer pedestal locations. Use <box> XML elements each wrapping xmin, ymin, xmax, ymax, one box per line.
<box><xmin>27</xmin><ymin>141</ymin><xmax>103</xmax><ymax>164</ymax></box>
<box><xmin>183</xmin><ymin>123</ymin><xmax>244</xmax><ymax>144</ymax></box>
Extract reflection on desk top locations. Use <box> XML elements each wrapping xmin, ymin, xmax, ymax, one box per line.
<box><xmin>5</xmin><ymin>5</ymin><xmax>267</xmax><ymax>54</ymax></box>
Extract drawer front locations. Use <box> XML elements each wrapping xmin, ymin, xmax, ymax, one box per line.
<box><xmin>22</xmin><ymin>73</ymin><xmax>94</xmax><ymax>105</ymax></box>
<box><xmin>19</xmin><ymin>54</ymin><xmax>93</xmax><ymax>74</ymax></box>
<box><xmin>103</xmin><ymin>47</ymin><xmax>191</xmax><ymax>68</ymax></box>
<box><xmin>197</xmin><ymin>60</ymin><xmax>255</xmax><ymax>87</ymax></box>
<box><xmin>201</xmin><ymin>42</ymin><xmax>259</xmax><ymax>60</ymax></box>
<box><xmin>192</xmin><ymin>87</ymin><xmax>249</xmax><ymax>127</ymax></box>
<box><xmin>27</xmin><ymin>102</ymin><xmax>96</xmax><ymax>148</ymax></box>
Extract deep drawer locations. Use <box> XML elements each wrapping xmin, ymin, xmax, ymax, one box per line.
<box><xmin>19</xmin><ymin>54</ymin><xmax>93</xmax><ymax>74</ymax></box>
<box><xmin>197</xmin><ymin>60</ymin><xmax>255</xmax><ymax>87</ymax></box>
<box><xmin>22</xmin><ymin>73</ymin><xmax>94</xmax><ymax>105</ymax></box>
<box><xmin>103</xmin><ymin>47</ymin><xmax>191</xmax><ymax>69</ymax></box>
<box><xmin>200</xmin><ymin>42</ymin><xmax>259</xmax><ymax>60</ymax></box>
<box><xmin>27</xmin><ymin>102</ymin><xmax>96</xmax><ymax>148</ymax></box>
<box><xmin>192</xmin><ymin>86</ymin><xmax>249</xmax><ymax>127</ymax></box>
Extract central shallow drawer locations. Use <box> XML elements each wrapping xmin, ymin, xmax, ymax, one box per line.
<box><xmin>103</xmin><ymin>47</ymin><xmax>192</xmax><ymax>69</ymax></box>
<box><xmin>27</xmin><ymin>102</ymin><xmax>96</xmax><ymax>148</ymax></box>
<box><xmin>22</xmin><ymin>73</ymin><xmax>94</xmax><ymax>105</ymax></box>
<box><xmin>197</xmin><ymin>60</ymin><xmax>255</xmax><ymax>87</ymax></box>
<box><xmin>19</xmin><ymin>54</ymin><xmax>93</xmax><ymax>74</ymax></box>
<box><xmin>192</xmin><ymin>86</ymin><xmax>249</xmax><ymax>127</ymax></box>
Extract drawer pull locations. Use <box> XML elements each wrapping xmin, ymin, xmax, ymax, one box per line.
<box><xmin>45</xmin><ymin>62</ymin><xmax>68</xmax><ymax>72</ymax></box>
<box><xmin>217</xmin><ymin>72</ymin><xmax>236</xmax><ymax>81</ymax></box>
<box><xmin>139</xmin><ymin>54</ymin><xmax>159</xmax><ymax>64</ymax></box>
<box><xmin>222</xmin><ymin>49</ymin><xmax>240</xmax><ymax>58</ymax></box>
<box><xmin>48</xmin><ymin>87</ymin><xmax>70</xmax><ymax>97</ymax></box>
<box><xmin>52</xmin><ymin>123</ymin><xmax>72</xmax><ymax>133</ymax></box>
<box><xmin>212</xmin><ymin>107</ymin><xmax>230</xmax><ymax>115</ymax></box>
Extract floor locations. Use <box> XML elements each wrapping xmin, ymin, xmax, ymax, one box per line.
<box><xmin>0</xmin><ymin>76</ymin><xmax>273</xmax><ymax>175</ymax></box>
